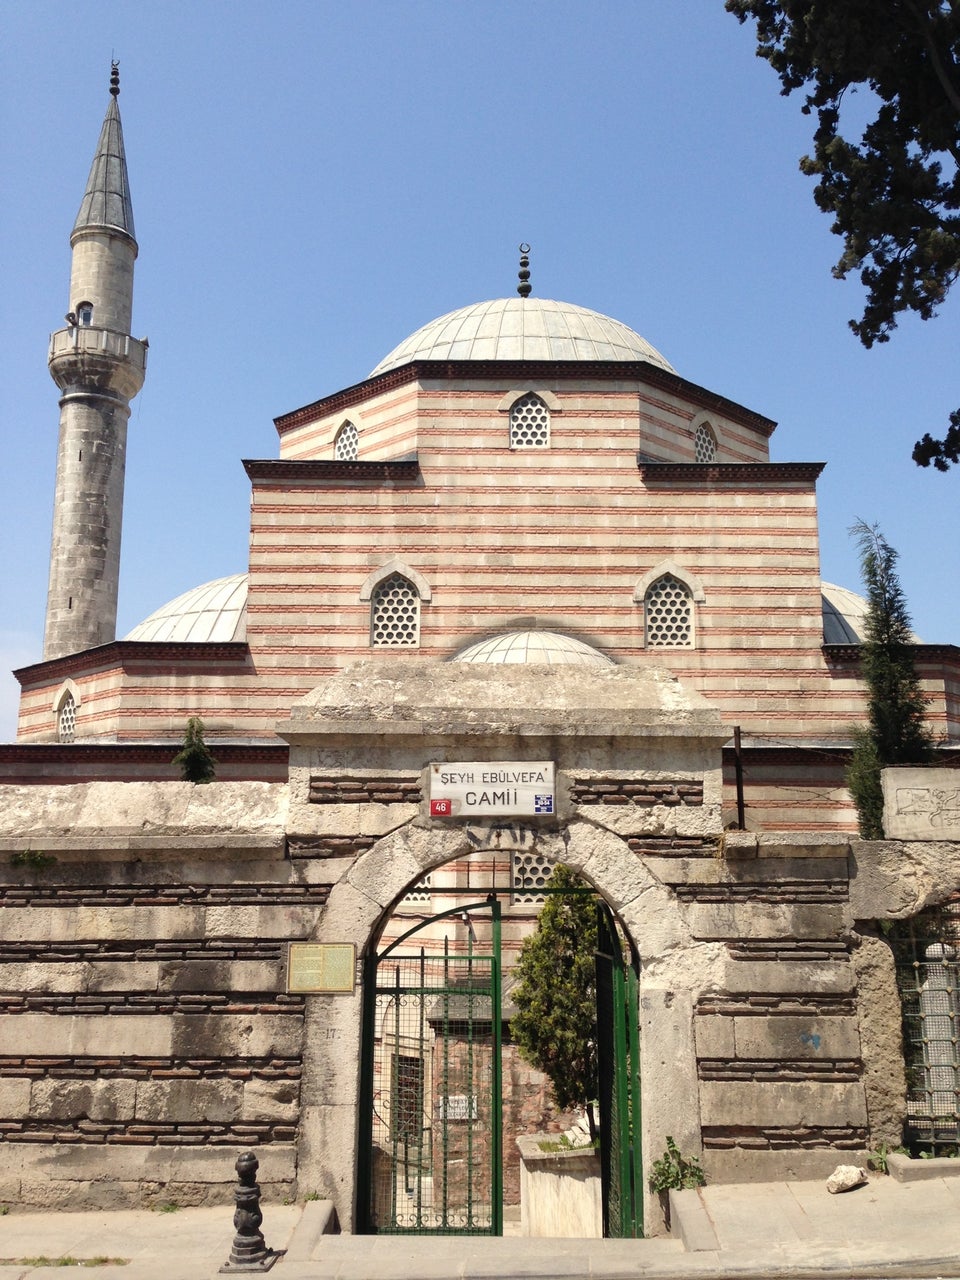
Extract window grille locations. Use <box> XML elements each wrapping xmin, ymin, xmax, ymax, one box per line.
<box><xmin>404</xmin><ymin>874</ymin><xmax>433</xmax><ymax>905</ymax></box>
<box><xmin>371</xmin><ymin>573</ymin><xmax>420</xmax><ymax>646</ymax></box>
<box><xmin>509</xmin><ymin>393</ymin><xmax>550</xmax><ymax>448</ymax></box>
<box><xmin>889</xmin><ymin>898</ymin><xmax>960</xmax><ymax>1154</ymax></box>
<box><xmin>694</xmin><ymin>423</ymin><xmax>717</xmax><ymax>463</ymax></box>
<box><xmin>512</xmin><ymin>848</ymin><xmax>556</xmax><ymax>904</ymax></box>
<box><xmin>335</xmin><ymin>421</ymin><xmax>359</xmax><ymax>461</ymax></box>
<box><xmin>644</xmin><ymin>574</ymin><xmax>693</xmax><ymax>647</ymax></box>
<box><xmin>58</xmin><ymin>693</ymin><xmax>77</xmax><ymax>743</ymax></box>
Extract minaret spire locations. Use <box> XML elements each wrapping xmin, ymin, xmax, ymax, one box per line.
<box><xmin>43</xmin><ymin>67</ymin><xmax>147</xmax><ymax>663</ymax></box>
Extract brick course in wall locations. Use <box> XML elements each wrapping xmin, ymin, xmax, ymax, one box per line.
<box><xmin>570</xmin><ymin>778</ymin><xmax>703</xmax><ymax>806</ymax></box>
<box><xmin>308</xmin><ymin>777</ymin><xmax>422</xmax><ymax>804</ymax></box>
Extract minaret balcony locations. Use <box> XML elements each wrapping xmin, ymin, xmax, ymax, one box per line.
<box><xmin>48</xmin><ymin>326</ymin><xmax>147</xmax><ymax>401</ymax></box>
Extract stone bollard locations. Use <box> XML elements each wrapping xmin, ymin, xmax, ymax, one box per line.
<box><xmin>220</xmin><ymin>1151</ymin><xmax>280</xmax><ymax>1273</ymax></box>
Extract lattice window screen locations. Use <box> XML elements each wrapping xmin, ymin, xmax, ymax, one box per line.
<box><xmin>512</xmin><ymin>849</ymin><xmax>557</xmax><ymax>903</ymax></box>
<box><xmin>694</xmin><ymin>423</ymin><xmax>717</xmax><ymax>463</ymax></box>
<box><xmin>371</xmin><ymin>573</ymin><xmax>420</xmax><ymax>646</ymax></box>
<box><xmin>335</xmin><ymin>421</ymin><xmax>359</xmax><ymax>461</ymax></box>
<box><xmin>509</xmin><ymin>393</ymin><xmax>550</xmax><ymax>448</ymax></box>
<box><xmin>645</xmin><ymin>574</ymin><xmax>693</xmax><ymax>647</ymax></box>
<box><xmin>58</xmin><ymin>694</ymin><xmax>77</xmax><ymax>743</ymax></box>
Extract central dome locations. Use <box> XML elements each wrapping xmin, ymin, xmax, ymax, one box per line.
<box><xmin>370</xmin><ymin>297</ymin><xmax>676</xmax><ymax>376</ymax></box>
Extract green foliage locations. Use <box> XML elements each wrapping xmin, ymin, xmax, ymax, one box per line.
<box><xmin>727</xmin><ymin>1</ymin><xmax>960</xmax><ymax>469</ymax></box>
<box><xmin>867</xmin><ymin>1141</ymin><xmax>908</xmax><ymax>1173</ymax></box>
<box><xmin>537</xmin><ymin>1132</ymin><xmax>599</xmax><ymax>1153</ymax></box>
<box><xmin>846</xmin><ymin>522</ymin><xmax>935</xmax><ymax>837</ymax></box>
<box><xmin>648</xmin><ymin>1137</ymin><xmax>706</xmax><ymax>1193</ymax></box>
<box><xmin>511</xmin><ymin>865</ymin><xmax>599</xmax><ymax>1117</ymax></box>
<box><xmin>172</xmin><ymin>717</ymin><xmax>216</xmax><ymax>784</ymax></box>
<box><xmin>10</xmin><ymin>850</ymin><xmax>57</xmax><ymax>869</ymax></box>
<box><xmin>846</xmin><ymin>730</ymin><xmax>885</xmax><ymax>840</ymax></box>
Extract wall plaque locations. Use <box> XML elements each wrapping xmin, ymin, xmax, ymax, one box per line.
<box><xmin>287</xmin><ymin>943</ymin><xmax>356</xmax><ymax>993</ymax></box>
<box><xmin>428</xmin><ymin>762</ymin><xmax>555</xmax><ymax>818</ymax></box>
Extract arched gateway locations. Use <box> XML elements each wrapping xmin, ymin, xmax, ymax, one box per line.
<box><xmin>278</xmin><ymin>654</ymin><xmax>728</xmax><ymax>1235</ymax></box>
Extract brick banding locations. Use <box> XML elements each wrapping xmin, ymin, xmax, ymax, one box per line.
<box><xmin>0</xmin><ymin>884</ymin><xmax>329</xmax><ymax>907</ymax></box>
<box><xmin>727</xmin><ymin>940</ymin><xmax>851</xmax><ymax>961</ymax></box>
<box><xmin>698</xmin><ymin>1059</ymin><xmax>861</xmax><ymax>1082</ymax></box>
<box><xmin>675</xmin><ymin>882</ymin><xmax>848</xmax><ymax>904</ymax></box>
<box><xmin>0</xmin><ymin>1120</ymin><xmax>297</xmax><ymax>1145</ymax></box>
<box><xmin>0</xmin><ymin>1055</ymin><xmax>300</xmax><ymax>1080</ymax></box>
<box><xmin>287</xmin><ymin>836</ymin><xmax>377</xmax><ymax>858</ymax></box>
<box><xmin>0</xmin><ymin>993</ymin><xmax>304</xmax><ymax>1015</ymax></box>
<box><xmin>696</xmin><ymin>995</ymin><xmax>857</xmax><ymax>1016</ymax></box>
<box><xmin>626</xmin><ymin>836</ymin><xmax>716</xmax><ymax>857</ymax></box>
<box><xmin>570</xmin><ymin>778</ymin><xmax>703</xmax><ymax>806</ymax></box>
<box><xmin>308</xmin><ymin>777</ymin><xmax>422</xmax><ymax>804</ymax></box>
<box><xmin>701</xmin><ymin>1125</ymin><xmax>867</xmax><ymax>1150</ymax></box>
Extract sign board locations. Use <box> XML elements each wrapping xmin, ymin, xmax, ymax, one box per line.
<box><xmin>429</xmin><ymin>762</ymin><xmax>555</xmax><ymax>818</ymax></box>
<box><xmin>287</xmin><ymin>943</ymin><xmax>356</xmax><ymax>994</ymax></box>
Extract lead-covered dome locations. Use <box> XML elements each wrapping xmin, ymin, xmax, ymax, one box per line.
<box><xmin>370</xmin><ymin>298</ymin><xmax>676</xmax><ymax>376</ymax></box>
<box><xmin>123</xmin><ymin>574</ymin><xmax>247</xmax><ymax>643</ymax></box>
<box><xmin>452</xmin><ymin>630</ymin><xmax>615</xmax><ymax>667</ymax></box>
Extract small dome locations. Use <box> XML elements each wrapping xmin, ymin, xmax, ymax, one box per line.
<box><xmin>821</xmin><ymin>583</ymin><xmax>868</xmax><ymax>644</ymax></box>
<box><xmin>123</xmin><ymin>574</ymin><xmax>247</xmax><ymax>643</ymax></box>
<box><xmin>821</xmin><ymin>581</ymin><xmax>923</xmax><ymax>645</ymax></box>
<box><xmin>452</xmin><ymin>631</ymin><xmax>615</xmax><ymax>667</ymax></box>
<box><xmin>370</xmin><ymin>297</ymin><xmax>676</xmax><ymax>376</ymax></box>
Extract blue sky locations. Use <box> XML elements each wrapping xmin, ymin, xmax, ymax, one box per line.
<box><xmin>1</xmin><ymin>1</ymin><xmax>957</xmax><ymax>740</ymax></box>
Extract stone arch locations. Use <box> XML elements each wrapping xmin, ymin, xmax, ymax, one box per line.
<box><xmin>633</xmin><ymin>561</ymin><xmax>706</xmax><ymax>605</ymax></box>
<box><xmin>358</xmin><ymin>558</ymin><xmax>432</xmax><ymax>603</ymax></box>
<box><xmin>300</xmin><ymin>815</ymin><xmax>702</xmax><ymax>1232</ymax></box>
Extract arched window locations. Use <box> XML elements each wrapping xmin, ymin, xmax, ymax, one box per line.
<box><xmin>694</xmin><ymin>421</ymin><xmax>717</xmax><ymax>463</ymax></box>
<box><xmin>57</xmin><ymin>692</ymin><xmax>77</xmax><ymax>743</ymax></box>
<box><xmin>371</xmin><ymin>573</ymin><xmax>420</xmax><ymax>646</ymax></box>
<box><xmin>644</xmin><ymin>574</ymin><xmax>694</xmax><ymax>647</ymax></box>
<box><xmin>334</xmin><ymin>421</ymin><xmax>359</xmax><ymax>461</ymax></box>
<box><xmin>509</xmin><ymin>392</ymin><xmax>550</xmax><ymax>448</ymax></box>
<box><xmin>76</xmin><ymin>302</ymin><xmax>94</xmax><ymax>327</ymax></box>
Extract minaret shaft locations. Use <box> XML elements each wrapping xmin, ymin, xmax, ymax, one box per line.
<box><xmin>43</xmin><ymin>69</ymin><xmax>145</xmax><ymax>663</ymax></box>
<box><xmin>44</xmin><ymin>396</ymin><xmax>129</xmax><ymax>657</ymax></box>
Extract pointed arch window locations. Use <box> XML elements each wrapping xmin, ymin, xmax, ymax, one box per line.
<box><xmin>371</xmin><ymin>573</ymin><xmax>420</xmax><ymax>646</ymax></box>
<box><xmin>57</xmin><ymin>692</ymin><xmax>78</xmax><ymax>743</ymax></box>
<box><xmin>76</xmin><ymin>302</ymin><xmax>94</xmax><ymax>328</ymax></box>
<box><xmin>694</xmin><ymin>421</ymin><xmax>717</xmax><ymax>463</ymax></box>
<box><xmin>334</xmin><ymin>420</ymin><xmax>359</xmax><ymax>461</ymax></box>
<box><xmin>509</xmin><ymin>392</ymin><xmax>550</xmax><ymax>448</ymax></box>
<box><xmin>644</xmin><ymin>574</ymin><xmax>694</xmax><ymax>647</ymax></box>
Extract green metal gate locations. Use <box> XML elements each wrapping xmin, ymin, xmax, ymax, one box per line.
<box><xmin>358</xmin><ymin>900</ymin><xmax>503</xmax><ymax>1234</ymax></box>
<box><xmin>596</xmin><ymin>902</ymin><xmax>643</xmax><ymax>1237</ymax></box>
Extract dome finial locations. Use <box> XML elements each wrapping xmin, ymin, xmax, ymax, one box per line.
<box><xmin>110</xmin><ymin>60</ymin><xmax>120</xmax><ymax>97</ymax></box>
<box><xmin>517</xmin><ymin>243</ymin><xmax>532</xmax><ymax>298</ymax></box>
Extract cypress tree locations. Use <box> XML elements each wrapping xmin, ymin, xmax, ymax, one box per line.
<box><xmin>173</xmin><ymin>716</ymin><xmax>216</xmax><ymax>784</ymax></box>
<box><xmin>511</xmin><ymin>865</ymin><xmax>599</xmax><ymax>1134</ymax></box>
<box><xmin>847</xmin><ymin>521</ymin><xmax>934</xmax><ymax>838</ymax></box>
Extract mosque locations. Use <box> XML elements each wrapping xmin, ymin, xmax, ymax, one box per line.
<box><xmin>1</xmin><ymin>70</ymin><xmax>958</xmax><ymax>1234</ymax></box>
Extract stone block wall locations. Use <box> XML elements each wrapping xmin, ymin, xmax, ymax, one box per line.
<box><xmin>0</xmin><ymin>782</ymin><xmax>325</xmax><ymax>1208</ymax></box>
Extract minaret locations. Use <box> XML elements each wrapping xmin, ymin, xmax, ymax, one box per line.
<box><xmin>43</xmin><ymin>63</ymin><xmax>147</xmax><ymax>660</ymax></box>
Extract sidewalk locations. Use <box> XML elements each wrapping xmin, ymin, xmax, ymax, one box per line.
<box><xmin>1</xmin><ymin>1173</ymin><xmax>959</xmax><ymax>1280</ymax></box>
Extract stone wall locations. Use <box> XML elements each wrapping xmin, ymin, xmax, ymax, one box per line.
<box><xmin>2</xmin><ymin>704</ymin><xmax>960</xmax><ymax>1224</ymax></box>
<box><xmin>0</xmin><ymin>782</ymin><xmax>321</xmax><ymax>1208</ymax></box>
